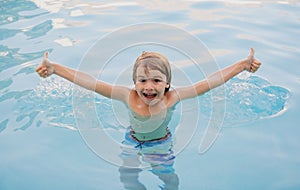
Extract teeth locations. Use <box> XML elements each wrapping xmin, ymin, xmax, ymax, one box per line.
<box><xmin>143</xmin><ymin>93</ymin><xmax>157</xmax><ymax>98</ymax></box>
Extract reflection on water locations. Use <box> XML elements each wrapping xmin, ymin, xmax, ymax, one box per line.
<box><xmin>24</xmin><ymin>20</ymin><xmax>53</xmax><ymax>39</ymax></box>
<box><xmin>119</xmin><ymin>163</ymin><xmax>179</xmax><ymax>190</ymax></box>
<box><xmin>119</xmin><ymin>132</ymin><xmax>179</xmax><ymax>189</ymax></box>
<box><xmin>0</xmin><ymin>0</ymin><xmax>38</xmax><ymax>25</ymax></box>
<box><xmin>0</xmin><ymin>47</ymin><xmax>44</xmax><ymax>71</ymax></box>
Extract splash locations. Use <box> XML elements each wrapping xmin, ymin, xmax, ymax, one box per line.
<box><xmin>198</xmin><ymin>74</ymin><xmax>290</xmax><ymax>127</ymax></box>
<box><xmin>9</xmin><ymin>77</ymin><xmax>77</xmax><ymax>131</ymax></box>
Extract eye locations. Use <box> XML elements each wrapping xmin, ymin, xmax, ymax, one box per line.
<box><xmin>138</xmin><ymin>79</ymin><xmax>146</xmax><ymax>83</ymax></box>
<box><xmin>153</xmin><ymin>78</ymin><xmax>163</xmax><ymax>83</ymax></box>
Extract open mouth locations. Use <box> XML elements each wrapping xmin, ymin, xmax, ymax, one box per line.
<box><xmin>142</xmin><ymin>92</ymin><xmax>157</xmax><ymax>100</ymax></box>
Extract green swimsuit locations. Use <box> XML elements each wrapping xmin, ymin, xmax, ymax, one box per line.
<box><xmin>129</xmin><ymin>106</ymin><xmax>174</xmax><ymax>141</ymax></box>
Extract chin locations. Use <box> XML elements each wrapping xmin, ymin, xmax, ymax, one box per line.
<box><xmin>143</xmin><ymin>98</ymin><xmax>159</xmax><ymax>106</ymax></box>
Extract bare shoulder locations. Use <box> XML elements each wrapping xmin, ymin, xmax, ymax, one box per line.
<box><xmin>128</xmin><ymin>89</ymin><xmax>138</xmax><ymax>98</ymax></box>
<box><xmin>164</xmin><ymin>90</ymin><xmax>180</xmax><ymax>107</ymax></box>
<box><xmin>127</xmin><ymin>89</ymin><xmax>139</xmax><ymax>103</ymax></box>
<box><xmin>110</xmin><ymin>85</ymin><xmax>132</xmax><ymax>103</ymax></box>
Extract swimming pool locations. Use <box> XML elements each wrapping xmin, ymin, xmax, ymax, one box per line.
<box><xmin>0</xmin><ymin>1</ymin><xmax>299</xmax><ymax>189</ymax></box>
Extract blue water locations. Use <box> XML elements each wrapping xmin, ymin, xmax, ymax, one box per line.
<box><xmin>1</xmin><ymin>1</ymin><xmax>300</xmax><ymax>189</ymax></box>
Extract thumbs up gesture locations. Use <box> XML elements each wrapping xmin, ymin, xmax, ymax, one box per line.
<box><xmin>244</xmin><ymin>48</ymin><xmax>262</xmax><ymax>73</ymax></box>
<box><xmin>36</xmin><ymin>52</ymin><xmax>55</xmax><ymax>78</ymax></box>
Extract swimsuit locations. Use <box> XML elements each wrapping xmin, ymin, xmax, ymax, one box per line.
<box><xmin>121</xmin><ymin>128</ymin><xmax>175</xmax><ymax>165</ymax></box>
<box><xmin>128</xmin><ymin>106</ymin><xmax>175</xmax><ymax>142</ymax></box>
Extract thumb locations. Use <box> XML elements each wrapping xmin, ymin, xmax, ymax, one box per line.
<box><xmin>44</xmin><ymin>51</ymin><xmax>49</xmax><ymax>59</ymax></box>
<box><xmin>247</xmin><ymin>48</ymin><xmax>255</xmax><ymax>64</ymax></box>
<box><xmin>249</xmin><ymin>48</ymin><xmax>255</xmax><ymax>58</ymax></box>
<box><xmin>42</xmin><ymin>51</ymin><xmax>49</xmax><ymax>66</ymax></box>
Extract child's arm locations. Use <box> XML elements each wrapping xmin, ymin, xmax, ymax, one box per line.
<box><xmin>36</xmin><ymin>52</ymin><xmax>130</xmax><ymax>102</ymax></box>
<box><xmin>172</xmin><ymin>48</ymin><xmax>261</xmax><ymax>101</ymax></box>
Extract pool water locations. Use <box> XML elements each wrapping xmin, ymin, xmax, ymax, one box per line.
<box><xmin>1</xmin><ymin>1</ymin><xmax>300</xmax><ymax>189</ymax></box>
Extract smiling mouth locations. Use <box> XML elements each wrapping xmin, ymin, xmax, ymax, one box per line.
<box><xmin>142</xmin><ymin>92</ymin><xmax>157</xmax><ymax>100</ymax></box>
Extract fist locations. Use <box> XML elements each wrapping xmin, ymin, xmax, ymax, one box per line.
<box><xmin>36</xmin><ymin>52</ymin><xmax>55</xmax><ymax>78</ymax></box>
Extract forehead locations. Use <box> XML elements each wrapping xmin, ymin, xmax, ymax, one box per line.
<box><xmin>136</xmin><ymin>65</ymin><xmax>166</xmax><ymax>78</ymax></box>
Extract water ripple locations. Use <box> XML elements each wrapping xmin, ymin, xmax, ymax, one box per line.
<box><xmin>23</xmin><ymin>20</ymin><xmax>53</xmax><ymax>39</ymax></box>
<box><xmin>0</xmin><ymin>45</ymin><xmax>45</xmax><ymax>73</ymax></box>
<box><xmin>0</xmin><ymin>28</ymin><xmax>19</xmax><ymax>40</ymax></box>
<box><xmin>0</xmin><ymin>0</ymin><xmax>38</xmax><ymax>25</ymax></box>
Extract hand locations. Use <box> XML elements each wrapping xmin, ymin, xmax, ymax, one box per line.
<box><xmin>36</xmin><ymin>52</ymin><xmax>55</xmax><ymax>78</ymax></box>
<box><xmin>243</xmin><ymin>48</ymin><xmax>262</xmax><ymax>73</ymax></box>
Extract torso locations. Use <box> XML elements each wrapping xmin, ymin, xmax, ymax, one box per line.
<box><xmin>127</xmin><ymin>90</ymin><xmax>177</xmax><ymax>141</ymax></box>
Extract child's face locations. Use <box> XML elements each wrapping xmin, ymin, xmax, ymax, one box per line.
<box><xmin>135</xmin><ymin>65</ymin><xmax>169</xmax><ymax>106</ymax></box>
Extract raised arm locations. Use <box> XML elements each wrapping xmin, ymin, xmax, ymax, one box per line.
<box><xmin>36</xmin><ymin>52</ymin><xmax>130</xmax><ymax>102</ymax></box>
<box><xmin>172</xmin><ymin>48</ymin><xmax>261</xmax><ymax>101</ymax></box>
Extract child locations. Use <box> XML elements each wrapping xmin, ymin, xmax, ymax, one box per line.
<box><xmin>36</xmin><ymin>49</ymin><xmax>261</xmax><ymax>142</ymax></box>
<box><xmin>36</xmin><ymin>49</ymin><xmax>261</xmax><ymax>188</ymax></box>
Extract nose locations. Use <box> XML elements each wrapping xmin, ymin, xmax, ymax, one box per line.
<box><xmin>144</xmin><ymin>80</ymin><xmax>154</xmax><ymax>90</ymax></box>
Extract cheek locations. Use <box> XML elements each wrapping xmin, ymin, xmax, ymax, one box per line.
<box><xmin>156</xmin><ymin>86</ymin><xmax>167</xmax><ymax>96</ymax></box>
<box><xmin>135</xmin><ymin>83</ymin><xmax>142</xmax><ymax>90</ymax></box>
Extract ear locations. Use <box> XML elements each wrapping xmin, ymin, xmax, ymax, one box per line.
<box><xmin>166</xmin><ymin>83</ymin><xmax>170</xmax><ymax>88</ymax></box>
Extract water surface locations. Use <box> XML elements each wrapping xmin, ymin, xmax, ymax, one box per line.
<box><xmin>0</xmin><ymin>1</ymin><xmax>299</xmax><ymax>189</ymax></box>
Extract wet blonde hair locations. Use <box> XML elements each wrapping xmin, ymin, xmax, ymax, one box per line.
<box><xmin>132</xmin><ymin>52</ymin><xmax>172</xmax><ymax>92</ymax></box>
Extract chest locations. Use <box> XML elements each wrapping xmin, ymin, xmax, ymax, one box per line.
<box><xmin>128</xmin><ymin>91</ymin><xmax>173</xmax><ymax>117</ymax></box>
<box><xmin>128</xmin><ymin>105</ymin><xmax>174</xmax><ymax>134</ymax></box>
